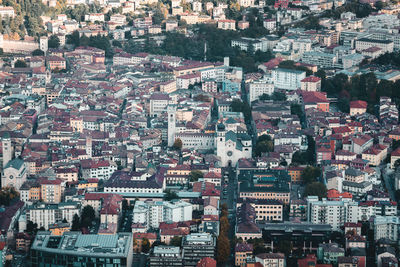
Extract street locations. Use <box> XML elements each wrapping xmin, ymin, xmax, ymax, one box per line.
<box><xmin>380</xmin><ymin>164</ymin><xmax>396</xmax><ymax>201</ymax></box>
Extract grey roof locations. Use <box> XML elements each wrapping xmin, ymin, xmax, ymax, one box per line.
<box><xmin>4</xmin><ymin>158</ymin><xmax>24</xmax><ymax>170</ymax></box>
<box><xmin>345</xmin><ymin>168</ymin><xmax>364</xmax><ymax>177</ymax></box>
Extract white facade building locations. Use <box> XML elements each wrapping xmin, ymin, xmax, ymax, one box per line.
<box><xmin>272</xmin><ymin>68</ymin><xmax>306</xmax><ymax>90</ymax></box>
<box><xmin>132</xmin><ymin>200</ymin><xmax>192</xmax><ymax>229</ymax></box>
<box><xmin>249</xmin><ymin>82</ymin><xmax>274</xmax><ymax>103</ymax></box>
<box><xmin>374</xmin><ymin>216</ymin><xmax>400</xmax><ymax>242</ymax></box>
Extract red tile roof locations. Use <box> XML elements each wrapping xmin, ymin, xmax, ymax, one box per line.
<box><xmin>197</xmin><ymin>257</ymin><xmax>217</xmax><ymax>267</ymax></box>
<box><xmin>350</xmin><ymin>100</ymin><xmax>367</xmax><ymax>109</ymax></box>
<box><xmin>301</xmin><ymin>76</ymin><xmax>321</xmax><ymax>83</ymax></box>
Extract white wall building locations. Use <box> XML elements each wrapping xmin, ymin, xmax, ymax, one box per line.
<box><xmin>132</xmin><ymin>200</ymin><xmax>192</xmax><ymax>229</ymax></box>
<box><xmin>249</xmin><ymin>82</ymin><xmax>274</xmax><ymax>103</ymax></box>
<box><xmin>374</xmin><ymin>216</ymin><xmax>400</xmax><ymax>242</ymax></box>
<box><xmin>272</xmin><ymin>68</ymin><xmax>306</xmax><ymax>90</ymax></box>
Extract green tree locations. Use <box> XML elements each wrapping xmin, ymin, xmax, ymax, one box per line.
<box><xmin>48</xmin><ymin>34</ymin><xmax>60</xmax><ymax>48</ymax></box>
<box><xmin>220</xmin><ymin>216</ymin><xmax>230</xmax><ymax>235</ymax></box>
<box><xmin>291</xmin><ymin>104</ymin><xmax>303</xmax><ymax>120</ymax></box>
<box><xmin>164</xmin><ymin>189</ymin><xmax>178</xmax><ymax>201</ymax></box>
<box><xmin>32</xmin><ymin>49</ymin><xmax>44</xmax><ymax>56</ymax></box>
<box><xmin>80</xmin><ymin>205</ymin><xmax>95</xmax><ymax>228</ymax></box>
<box><xmin>79</xmin><ymin>35</ymin><xmax>90</xmax><ymax>47</ymax></box>
<box><xmin>26</xmin><ymin>220</ymin><xmax>38</xmax><ymax>234</ymax></box>
<box><xmin>112</xmin><ymin>40</ymin><xmax>122</xmax><ymax>48</ymax></box>
<box><xmin>304</xmin><ymin>182</ymin><xmax>327</xmax><ymax>199</ymax></box>
<box><xmin>0</xmin><ymin>186</ymin><xmax>19</xmax><ymax>206</ymax></box>
<box><xmin>301</xmin><ymin>166</ymin><xmax>321</xmax><ymax>184</ymax></box>
<box><xmin>142</xmin><ymin>238</ymin><xmax>150</xmax><ymax>253</ymax></box>
<box><xmin>189</xmin><ymin>170</ymin><xmax>203</xmax><ymax>182</ymax></box>
<box><xmin>230</xmin><ymin>99</ymin><xmax>251</xmax><ymax>122</ymax></box>
<box><xmin>216</xmin><ymin>233</ymin><xmax>230</xmax><ymax>263</ymax></box>
<box><xmin>170</xmin><ymin>236</ymin><xmax>182</xmax><ymax>247</ymax></box>
<box><xmin>71</xmin><ymin>214</ymin><xmax>80</xmax><ymax>231</ymax></box>
<box><xmin>173</xmin><ymin>138</ymin><xmax>183</xmax><ymax>150</ymax></box>
<box><xmin>254</xmin><ymin>134</ymin><xmax>274</xmax><ymax>157</ymax></box>
<box><xmin>271</xmin><ymin>91</ymin><xmax>287</xmax><ymax>101</ymax></box>
<box><xmin>14</xmin><ymin>59</ymin><xmax>27</xmax><ymax>68</ymax></box>
<box><xmin>277</xmin><ymin>240</ymin><xmax>293</xmax><ymax>255</ymax></box>
<box><xmin>67</xmin><ymin>30</ymin><xmax>80</xmax><ymax>46</ymax></box>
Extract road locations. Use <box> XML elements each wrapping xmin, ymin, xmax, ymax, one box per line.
<box><xmin>220</xmin><ymin>167</ymin><xmax>238</xmax><ymax>266</ymax></box>
<box><xmin>380</xmin><ymin>164</ymin><xmax>396</xmax><ymax>201</ymax></box>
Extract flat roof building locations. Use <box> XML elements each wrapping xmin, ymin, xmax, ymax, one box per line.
<box><xmin>149</xmin><ymin>246</ymin><xmax>182</xmax><ymax>266</ymax></box>
<box><xmin>183</xmin><ymin>233</ymin><xmax>216</xmax><ymax>267</ymax></box>
<box><xmin>30</xmin><ymin>231</ymin><xmax>133</xmax><ymax>267</ymax></box>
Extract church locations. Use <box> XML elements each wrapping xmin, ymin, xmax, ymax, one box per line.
<box><xmin>1</xmin><ymin>133</ymin><xmax>27</xmax><ymax>191</ymax></box>
<box><xmin>167</xmin><ymin>104</ymin><xmax>252</xmax><ymax>167</ymax></box>
<box><xmin>216</xmin><ymin>123</ymin><xmax>252</xmax><ymax>167</ymax></box>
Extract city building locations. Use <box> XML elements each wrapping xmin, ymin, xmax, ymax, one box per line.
<box><xmin>182</xmin><ymin>233</ymin><xmax>216</xmax><ymax>267</ymax></box>
<box><xmin>30</xmin><ymin>232</ymin><xmax>133</xmax><ymax>267</ymax></box>
<box><xmin>272</xmin><ymin>68</ymin><xmax>306</xmax><ymax>90</ymax></box>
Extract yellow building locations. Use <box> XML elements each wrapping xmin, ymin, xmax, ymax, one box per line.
<box><xmin>159</xmin><ymin>80</ymin><xmax>177</xmax><ymax>94</ymax></box>
<box><xmin>77</xmin><ymin>178</ymin><xmax>99</xmax><ymax>191</ymax></box>
<box><xmin>167</xmin><ymin>164</ymin><xmax>191</xmax><ymax>176</ymax></box>
<box><xmin>235</xmin><ymin>243</ymin><xmax>253</xmax><ymax>267</ymax></box>
<box><xmin>49</xmin><ymin>223</ymin><xmax>70</xmax><ymax>236</ymax></box>
<box><xmin>361</xmin><ymin>144</ymin><xmax>387</xmax><ymax>167</ymax></box>
<box><xmin>288</xmin><ymin>166</ymin><xmax>305</xmax><ymax>183</ymax></box>
<box><xmin>239</xmin><ymin>190</ymin><xmax>290</xmax><ymax>204</ymax></box>
<box><xmin>30</xmin><ymin>185</ymin><xmax>41</xmax><ymax>201</ymax></box>
<box><xmin>180</xmin><ymin>13</ymin><xmax>199</xmax><ymax>24</ymax></box>
<box><xmin>55</xmin><ymin>166</ymin><xmax>79</xmax><ymax>182</ymax></box>
<box><xmin>70</xmin><ymin>116</ymin><xmax>83</xmax><ymax>133</ymax></box>
<box><xmin>40</xmin><ymin>178</ymin><xmax>62</xmax><ymax>204</ymax></box>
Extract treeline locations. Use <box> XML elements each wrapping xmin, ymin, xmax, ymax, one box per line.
<box><xmin>317</xmin><ymin>71</ymin><xmax>400</xmax><ymax>114</ymax></box>
<box><xmin>124</xmin><ymin>24</ymin><xmax>274</xmax><ymax>72</ymax></box>
<box><xmin>324</xmin><ymin>1</ymin><xmax>375</xmax><ymax>19</ymax></box>
<box><xmin>370</xmin><ymin>51</ymin><xmax>400</xmax><ymax>68</ymax></box>
<box><xmin>1</xmin><ymin>0</ymin><xmax>48</xmax><ymax>38</ymax></box>
<box><xmin>67</xmin><ymin>31</ymin><xmax>113</xmax><ymax>57</ymax></box>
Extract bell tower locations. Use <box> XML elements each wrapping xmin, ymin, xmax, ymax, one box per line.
<box><xmin>167</xmin><ymin>105</ymin><xmax>177</xmax><ymax>147</ymax></box>
<box><xmin>2</xmin><ymin>133</ymin><xmax>12</xmax><ymax>169</ymax></box>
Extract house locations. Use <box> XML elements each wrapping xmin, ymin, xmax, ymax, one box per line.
<box><xmin>390</xmin><ymin>146</ymin><xmax>400</xmax><ymax>168</ymax></box>
<box><xmin>350</xmin><ymin>100</ymin><xmax>367</xmax><ymax>116</ymax></box>
<box><xmin>318</xmin><ymin>243</ymin><xmax>345</xmax><ymax>264</ymax></box>
<box><xmin>203</xmin><ymin>172</ymin><xmax>222</xmax><ymax>187</ymax></box>
<box><xmin>160</xmin><ymin>228</ymin><xmax>190</xmax><ymax>244</ymax></box>
<box><xmin>301</xmin><ymin>91</ymin><xmax>330</xmax><ymax>112</ymax></box>
<box><xmin>255</xmin><ymin>253</ymin><xmax>286</xmax><ymax>267</ymax></box>
<box><xmin>235</xmin><ymin>243</ymin><xmax>253</xmax><ymax>267</ymax></box>
<box><xmin>301</xmin><ymin>76</ymin><xmax>321</xmax><ymax>91</ymax></box>
<box><xmin>203</xmin><ymin>197</ymin><xmax>219</xmax><ymax>216</ymax></box>
<box><xmin>337</xmin><ymin>257</ymin><xmax>359</xmax><ymax>267</ymax></box>
<box><xmin>149</xmin><ymin>93</ymin><xmax>171</xmax><ymax>117</ymax></box>
<box><xmin>377</xmin><ymin>247</ymin><xmax>396</xmax><ymax>267</ymax></box>
<box><xmin>132</xmin><ymin>232</ymin><xmax>157</xmax><ymax>252</ymax></box>
<box><xmin>47</xmin><ymin>56</ymin><xmax>66</xmax><ymax>70</ymax></box>
<box><xmin>217</xmin><ymin>20</ymin><xmax>236</xmax><ymax>30</ymax></box>
<box><xmin>361</xmin><ymin>144</ymin><xmax>387</xmax><ymax>166</ymax></box>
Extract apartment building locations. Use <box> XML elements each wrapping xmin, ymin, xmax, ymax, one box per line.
<box><xmin>132</xmin><ymin>200</ymin><xmax>192</xmax><ymax>229</ymax></box>
<box><xmin>374</xmin><ymin>216</ymin><xmax>400</xmax><ymax>242</ymax></box>
<box><xmin>272</xmin><ymin>68</ymin><xmax>306</xmax><ymax>90</ymax></box>
<box><xmin>355</xmin><ymin>38</ymin><xmax>394</xmax><ymax>53</ymax></box>
<box><xmin>249</xmin><ymin>82</ymin><xmax>274</xmax><ymax>103</ymax></box>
